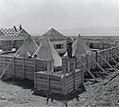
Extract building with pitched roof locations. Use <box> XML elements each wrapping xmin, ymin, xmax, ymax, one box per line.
<box><xmin>33</xmin><ymin>36</ymin><xmax>62</xmax><ymax>67</ymax></box>
<box><xmin>14</xmin><ymin>36</ymin><xmax>38</xmax><ymax>57</ymax></box>
<box><xmin>0</xmin><ymin>25</ymin><xmax>30</xmax><ymax>52</ymax></box>
<box><xmin>37</xmin><ymin>28</ymin><xmax>67</xmax><ymax>55</ymax></box>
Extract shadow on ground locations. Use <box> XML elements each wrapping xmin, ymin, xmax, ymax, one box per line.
<box><xmin>1</xmin><ymin>76</ymin><xmax>86</xmax><ymax>102</ymax></box>
<box><xmin>2</xmin><ymin>76</ymin><xmax>34</xmax><ymax>90</ymax></box>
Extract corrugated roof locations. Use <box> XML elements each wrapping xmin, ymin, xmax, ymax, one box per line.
<box><xmin>33</xmin><ymin>36</ymin><xmax>62</xmax><ymax>67</ymax></box>
<box><xmin>42</xmin><ymin>28</ymin><xmax>67</xmax><ymax>41</ymax></box>
<box><xmin>14</xmin><ymin>36</ymin><xmax>38</xmax><ymax>57</ymax></box>
<box><xmin>0</xmin><ymin>27</ymin><xmax>29</xmax><ymax>40</ymax></box>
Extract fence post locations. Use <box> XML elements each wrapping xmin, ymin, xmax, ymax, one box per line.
<box><xmin>23</xmin><ymin>57</ymin><xmax>25</xmax><ymax>78</ymax></box>
<box><xmin>4</xmin><ymin>56</ymin><xmax>6</xmax><ymax>70</ymax></box>
<box><xmin>34</xmin><ymin>58</ymin><xmax>36</xmax><ymax>88</ymax></box>
<box><xmin>72</xmin><ymin>58</ymin><xmax>76</xmax><ymax>90</ymax></box>
<box><xmin>46</xmin><ymin>60</ymin><xmax>51</xmax><ymax>104</ymax></box>
<box><xmin>61</xmin><ymin>57</ymin><xmax>67</xmax><ymax>95</ymax></box>
<box><xmin>13</xmin><ymin>56</ymin><xmax>15</xmax><ymax>76</ymax></box>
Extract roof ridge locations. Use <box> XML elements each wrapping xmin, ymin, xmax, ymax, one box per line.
<box><xmin>42</xmin><ymin>28</ymin><xmax>67</xmax><ymax>41</ymax></box>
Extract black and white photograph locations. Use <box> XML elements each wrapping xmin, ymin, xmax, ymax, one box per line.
<box><xmin>0</xmin><ymin>0</ymin><xmax>119</xmax><ymax>106</ymax></box>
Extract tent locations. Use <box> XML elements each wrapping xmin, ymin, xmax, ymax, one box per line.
<box><xmin>33</xmin><ymin>36</ymin><xmax>62</xmax><ymax>67</ymax></box>
<box><xmin>14</xmin><ymin>36</ymin><xmax>38</xmax><ymax>57</ymax></box>
<box><xmin>64</xmin><ymin>35</ymin><xmax>91</xmax><ymax>57</ymax></box>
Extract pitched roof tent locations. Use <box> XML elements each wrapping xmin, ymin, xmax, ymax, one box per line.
<box><xmin>72</xmin><ymin>34</ymin><xmax>91</xmax><ymax>56</ymax></box>
<box><xmin>33</xmin><ymin>36</ymin><xmax>62</xmax><ymax>67</ymax></box>
<box><xmin>42</xmin><ymin>28</ymin><xmax>67</xmax><ymax>41</ymax></box>
<box><xmin>64</xmin><ymin>34</ymin><xmax>91</xmax><ymax>57</ymax></box>
<box><xmin>14</xmin><ymin>36</ymin><xmax>38</xmax><ymax>57</ymax></box>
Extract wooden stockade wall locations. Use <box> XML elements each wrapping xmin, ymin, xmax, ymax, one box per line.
<box><xmin>0</xmin><ymin>55</ymin><xmax>47</xmax><ymax>80</ymax></box>
<box><xmin>0</xmin><ymin>54</ymin><xmax>84</xmax><ymax>95</ymax></box>
<box><xmin>0</xmin><ymin>46</ymin><xmax>119</xmax><ymax>95</ymax></box>
<box><xmin>34</xmin><ymin>56</ymin><xmax>84</xmax><ymax>95</ymax></box>
<box><xmin>34</xmin><ymin>69</ymin><xmax>84</xmax><ymax>95</ymax></box>
<box><xmin>75</xmin><ymin>47</ymin><xmax>119</xmax><ymax>71</ymax></box>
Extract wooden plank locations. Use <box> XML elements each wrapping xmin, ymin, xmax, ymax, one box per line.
<box><xmin>0</xmin><ymin>57</ymin><xmax>13</xmax><ymax>79</ymax></box>
<box><xmin>34</xmin><ymin>58</ymin><xmax>36</xmax><ymax>88</ymax></box>
<box><xmin>105</xmin><ymin>51</ymin><xmax>117</xmax><ymax>64</ymax></box>
<box><xmin>46</xmin><ymin>61</ymin><xmax>50</xmax><ymax>92</ymax></box>
<box><xmin>87</xmin><ymin>54</ymin><xmax>108</xmax><ymax>74</ymax></box>
<box><xmin>113</xmin><ymin>52</ymin><xmax>119</xmax><ymax>61</ymax></box>
<box><xmin>98</xmin><ymin>52</ymin><xmax>113</xmax><ymax>69</ymax></box>
<box><xmin>77</xmin><ymin>55</ymin><xmax>99</xmax><ymax>82</ymax></box>
<box><xmin>61</xmin><ymin>75</ymin><xmax>67</xmax><ymax>95</ymax></box>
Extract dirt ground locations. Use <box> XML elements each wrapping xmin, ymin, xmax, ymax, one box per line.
<box><xmin>0</xmin><ymin>72</ymin><xmax>119</xmax><ymax>107</ymax></box>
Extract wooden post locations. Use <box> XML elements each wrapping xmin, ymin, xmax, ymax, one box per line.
<box><xmin>72</xmin><ymin>58</ymin><xmax>76</xmax><ymax>90</ymax></box>
<box><xmin>34</xmin><ymin>58</ymin><xmax>36</xmax><ymax>88</ymax></box>
<box><xmin>0</xmin><ymin>57</ymin><xmax>13</xmax><ymax>79</ymax></box>
<box><xmin>113</xmin><ymin>52</ymin><xmax>119</xmax><ymax>61</ymax></box>
<box><xmin>86</xmin><ymin>54</ymin><xmax>88</xmax><ymax>68</ymax></box>
<box><xmin>117</xmin><ymin>47</ymin><xmax>119</xmax><ymax>56</ymax></box>
<box><xmin>12</xmin><ymin>56</ymin><xmax>15</xmax><ymax>76</ymax></box>
<box><xmin>61</xmin><ymin>74</ymin><xmax>68</xmax><ymax>107</ymax></box>
<box><xmin>62</xmin><ymin>57</ymin><xmax>67</xmax><ymax>95</ymax></box>
<box><xmin>4</xmin><ymin>56</ymin><xmax>6</xmax><ymax>70</ymax></box>
<box><xmin>105</xmin><ymin>51</ymin><xmax>117</xmax><ymax>64</ymax></box>
<box><xmin>61</xmin><ymin>57</ymin><xmax>68</xmax><ymax>106</ymax></box>
<box><xmin>87</xmin><ymin>54</ymin><xmax>107</xmax><ymax>74</ymax></box>
<box><xmin>98</xmin><ymin>52</ymin><xmax>113</xmax><ymax>69</ymax></box>
<box><xmin>23</xmin><ymin>57</ymin><xmax>25</xmax><ymax>78</ymax></box>
<box><xmin>50</xmin><ymin>60</ymin><xmax>54</xmax><ymax>74</ymax></box>
<box><xmin>46</xmin><ymin>60</ymin><xmax>50</xmax><ymax>104</ymax></box>
<box><xmin>67</xmin><ymin>59</ymin><xmax>70</xmax><ymax>73</ymax></box>
<box><xmin>77</xmin><ymin>55</ymin><xmax>99</xmax><ymax>82</ymax></box>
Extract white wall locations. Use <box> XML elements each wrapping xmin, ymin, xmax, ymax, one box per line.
<box><xmin>51</xmin><ymin>40</ymin><xmax>66</xmax><ymax>55</ymax></box>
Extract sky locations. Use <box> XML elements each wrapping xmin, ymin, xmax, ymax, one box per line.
<box><xmin>0</xmin><ymin>0</ymin><xmax>119</xmax><ymax>34</ymax></box>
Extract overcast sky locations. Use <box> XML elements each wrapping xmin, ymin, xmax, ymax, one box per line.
<box><xmin>0</xmin><ymin>0</ymin><xmax>119</xmax><ymax>34</ymax></box>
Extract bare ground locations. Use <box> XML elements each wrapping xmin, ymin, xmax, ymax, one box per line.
<box><xmin>0</xmin><ymin>72</ymin><xmax>119</xmax><ymax>107</ymax></box>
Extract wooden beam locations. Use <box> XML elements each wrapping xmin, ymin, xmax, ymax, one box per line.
<box><xmin>77</xmin><ymin>55</ymin><xmax>99</xmax><ymax>82</ymax></box>
<box><xmin>0</xmin><ymin>57</ymin><xmax>13</xmax><ymax>79</ymax></box>
<box><xmin>98</xmin><ymin>52</ymin><xmax>113</xmax><ymax>69</ymax></box>
<box><xmin>72</xmin><ymin>58</ymin><xmax>76</xmax><ymax>90</ymax></box>
<box><xmin>87</xmin><ymin>54</ymin><xmax>108</xmax><ymax>74</ymax></box>
<box><xmin>46</xmin><ymin>60</ymin><xmax>50</xmax><ymax>91</ymax></box>
<box><xmin>34</xmin><ymin>58</ymin><xmax>37</xmax><ymax>88</ymax></box>
<box><xmin>12</xmin><ymin>56</ymin><xmax>15</xmax><ymax>76</ymax></box>
<box><xmin>105</xmin><ymin>51</ymin><xmax>117</xmax><ymax>64</ymax></box>
<box><xmin>113</xmin><ymin>52</ymin><xmax>119</xmax><ymax>61</ymax></box>
<box><xmin>23</xmin><ymin>57</ymin><xmax>25</xmax><ymax>78</ymax></box>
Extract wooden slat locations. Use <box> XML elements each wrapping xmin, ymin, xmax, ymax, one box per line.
<box><xmin>106</xmin><ymin>51</ymin><xmax>117</xmax><ymax>64</ymax></box>
<box><xmin>77</xmin><ymin>55</ymin><xmax>99</xmax><ymax>82</ymax></box>
<box><xmin>87</xmin><ymin>54</ymin><xmax>107</xmax><ymax>74</ymax></box>
<box><xmin>98</xmin><ymin>52</ymin><xmax>113</xmax><ymax>69</ymax></box>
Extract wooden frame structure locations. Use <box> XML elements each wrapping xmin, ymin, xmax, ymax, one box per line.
<box><xmin>0</xmin><ymin>46</ymin><xmax>119</xmax><ymax>107</ymax></box>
